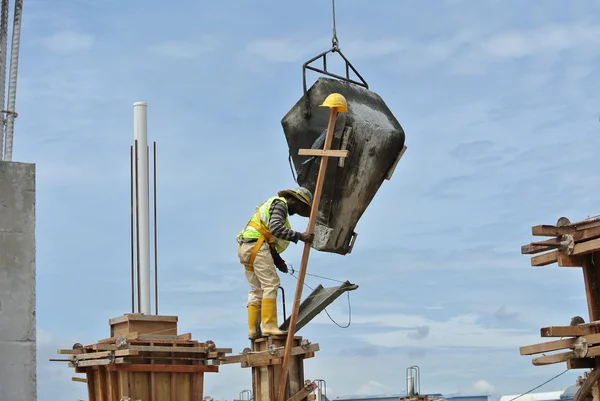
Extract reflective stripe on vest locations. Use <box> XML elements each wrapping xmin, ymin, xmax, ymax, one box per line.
<box><xmin>237</xmin><ymin>196</ymin><xmax>291</xmax><ymax>254</ymax></box>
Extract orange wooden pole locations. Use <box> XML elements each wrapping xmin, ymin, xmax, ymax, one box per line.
<box><xmin>277</xmin><ymin>106</ymin><xmax>340</xmax><ymax>401</ymax></box>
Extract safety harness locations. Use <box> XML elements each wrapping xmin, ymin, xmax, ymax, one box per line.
<box><xmin>243</xmin><ymin>210</ymin><xmax>276</xmax><ymax>272</ymax></box>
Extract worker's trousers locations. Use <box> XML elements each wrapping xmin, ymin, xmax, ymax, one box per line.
<box><xmin>238</xmin><ymin>241</ymin><xmax>280</xmax><ymax>306</ymax></box>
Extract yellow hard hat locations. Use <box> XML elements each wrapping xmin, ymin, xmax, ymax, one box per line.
<box><xmin>319</xmin><ymin>93</ymin><xmax>348</xmax><ymax>113</ymax></box>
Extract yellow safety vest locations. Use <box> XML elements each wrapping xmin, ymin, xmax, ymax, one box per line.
<box><xmin>237</xmin><ymin>196</ymin><xmax>292</xmax><ymax>271</ymax></box>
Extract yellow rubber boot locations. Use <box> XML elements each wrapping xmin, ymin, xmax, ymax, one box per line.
<box><xmin>247</xmin><ymin>304</ymin><xmax>262</xmax><ymax>340</ymax></box>
<box><xmin>261</xmin><ymin>298</ymin><xmax>287</xmax><ymax>336</ymax></box>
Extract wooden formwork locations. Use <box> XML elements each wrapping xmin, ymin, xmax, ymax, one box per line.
<box><xmin>54</xmin><ymin>313</ymin><xmax>233</xmax><ymax>401</ymax></box>
<box><xmin>520</xmin><ymin>216</ymin><xmax>600</xmax><ymax>401</ymax></box>
<box><xmin>221</xmin><ymin>335</ymin><xmax>320</xmax><ymax>401</ymax></box>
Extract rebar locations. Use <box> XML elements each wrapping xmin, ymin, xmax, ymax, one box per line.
<box><xmin>0</xmin><ymin>0</ymin><xmax>10</xmax><ymax>160</ymax></box>
<box><xmin>3</xmin><ymin>0</ymin><xmax>23</xmax><ymax>161</ymax></box>
<box><xmin>153</xmin><ymin>141</ymin><xmax>158</xmax><ymax>315</ymax></box>
<box><xmin>134</xmin><ymin>140</ymin><xmax>141</xmax><ymax>312</ymax></box>
<box><xmin>130</xmin><ymin>145</ymin><xmax>136</xmax><ymax>313</ymax></box>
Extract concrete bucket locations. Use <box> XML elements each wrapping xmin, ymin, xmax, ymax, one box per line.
<box><xmin>282</xmin><ymin>77</ymin><xmax>406</xmax><ymax>255</ymax></box>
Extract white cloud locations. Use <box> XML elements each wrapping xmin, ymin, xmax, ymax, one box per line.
<box><xmin>472</xmin><ymin>380</ymin><xmax>495</xmax><ymax>394</ymax></box>
<box><xmin>353</xmin><ymin>313</ymin><xmax>540</xmax><ymax>349</ymax></box>
<box><xmin>244</xmin><ymin>22</ymin><xmax>600</xmax><ymax>75</ymax></box>
<box><xmin>356</xmin><ymin>380</ymin><xmax>394</xmax><ymax>395</ymax></box>
<box><xmin>150</xmin><ymin>37</ymin><xmax>218</xmax><ymax>59</ymax></box>
<box><xmin>40</xmin><ymin>31</ymin><xmax>94</xmax><ymax>53</ymax></box>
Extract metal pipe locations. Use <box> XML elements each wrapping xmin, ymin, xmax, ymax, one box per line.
<box><xmin>153</xmin><ymin>141</ymin><xmax>158</xmax><ymax>315</ymax></box>
<box><xmin>3</xmin><ymin>0</ymin><xmax>23</xmax><ymax>161</ymax></box>
<box><xmin>279</xmin><ymin>286</ymin><xmax>286</xmax><ymax>321</ymax></box>
<box><xmin>133</xmin><ymin>101</ymin><xmax>151</xmax><ymax>314</ymax></box>
<box><xmin>0</xmin><ymin>0</ymin><xmax>10</xmax><ymax>160</ymax></box>
<box><xmin>130</xmin><ymin>145</ymin><xmax>135</xmax><ymax>313</ymax></box>
<box><xmin>134</xmin><ymin>139</ymin><xmax>141</xmax><ymax>312</ymax></box>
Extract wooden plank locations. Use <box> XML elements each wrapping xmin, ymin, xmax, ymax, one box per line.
<box><xmin>194</xmin><ymin>372</ymin><xmax>204</xmax><ymax>401</ymax></box>
<box><xmin>138</xmin><ymin>334</ymin><xmax>181</xmax><ymax>341</ymax></box>
<box><xmin>522</xmin><ymin>244</ymin><xmax>556</xmax><ymax>255</ymax></box>
<box><xmin>221</xmin><ymin>344</ymin><xmax>319</xmax><ymax>365</ymax></box>
<box><xmin>583</xmin><ymin>254</ymin><xmax>600</xmax><ymax>322</ymax></box>
<box><xmin>192</xmin><ymin>372</ymin><xmax>198</xmax><ymax>401</ymax></box>
<box><xmin>567</xmin><ymin>358</ymin><xmax>596</xmax><ymax>369</ymax></box>
<box><xmin>97</xmin><ymin>331</ymin><xmax>140</xmax><ymax>344</ymax></box>
<box><xmin>289</xmin><ymin>382</ymin><xmax>318</xmax><ymax>401</ymax></box>
<box><xmin>531</xmin><ymin>238</ymin><xmax>563</xmax><ymax>247</ymax></box>
<box><xmin>573</xmin><ymin>238</ymin><xmax>600</xmax><ymax>256</ymax></box>
<box><xmin>526</xmin><ymin>332</ymin><xmax>600</xmax><ymax>354</ymax></box>
<box><xmin>558</xmin><ymin>255</ymin><xmax>585</xmax><ymax>267</ymax></box>
<box><xmin>94</xmin><ymin>344</ymin><xmax>207</xmax><ymax>353</ymax></box>
<box><xmin>74</xmin><ymin>350</ymin><xmax>139</xmax><ymax>360</ymax></box>
<box><xmin>532</xmin><ymin>344</ymin><xmax>600</xmax><ymax>365</ymax></box>
<box><xmin>150</xmin><ymin>341</ymin><xmax>156</xmax><ymax>401</ymax></box>
<box><xmin>573</xmin><ymin>363</ymin><xmax>600</xmax><ymax>401</ymax></box>
<box><xmin>252</xmin><ymin>335</ymin><xmax>302</xmax><ymax>343</ymax></box>
<box><xmin>243</xmin><ymin>358</ymin><xmax>282</xmax><ymax>368</ymax></box>
<box><xmin>71</xmin><ymin>377</ymin><xmax>87</xmax><ymax>383</ymax></box>
<box><xmin>94</xmin><ymin>339</ymin><xmax>201</xmax><ymax>348</ymax></box>
<box><xmin>541</xmin><ymin>325</ymin><xmax>595</xmax><ymax>337</ymax></box>
<box><xmin>268</xmin><ymin>364</ymin><xmax>276</xmax><ymax>401</ymax></box>
<box><xmin>118</xmin><ymin>371</ymin><xmax>130</xmax><ymax>398</ymax></box>
<box><xmin>532</xmin><ymin>225</ymin><xmax>575</xmax><ymax>236</ymax></box>
<box><xmin>175</xmin><ymin>370</ymin><xmax>191</xmax><ymax>401</ymax></box>
<box><xmin>522</xmin><ymin>226</ymin><xmax>600</xmax><ymax>255</ymax></box>
<box><xmin>108</xmin><ymin>371</ymin><xmax>119</xmax><ymax>401</ymax></box>
<box><xmin>97</xmin><ymin>368</ymin><xmax>107</xmax><ymax>401</ymax></box>
<box><xmin>70</xmin><ymin>357</ymin><xmax>128</xmax><ymax>368</ymax></box>
<box><xmin>177</xmin><ymin>333</ymin><xmax>192</xmax><ymax>340</ymax></box>
<box><xmin>170</xmin><ymin>344</ymin><xmax>177</xmax><ymax>400</ymax></box>
<box><xmin>86</xmin><ymin>370</ymin><xmax>96</xmax><ymax>401</ymax></box>
<box><xmin>58</xmin><ymin>349</ymin><xmax>85</xmax><ymax>355</ymax></box>
<box><xmin>298</xmin><ymin>149</ymin><xmax>349</xmax><ymax>158</ymax></box>
<box><xmin>520</xmin><ymin>338</ymin><xmax>576</xmax><ymax>355</ymax></box>
<box><xmin>109</xmin><ymin>314</ymin><xmax>178</xmax><ymax>325</ymax></box>
<box><xmin>288</xmin><ymin>352</ymin><xmax>301</xmax><ymax>397</ymax></box>
<box><xmin>532</xmin><ymin>350</ymin><xmax>572</xmax><ymax>365</ymax></box>
<box><xmin>531</xmin><ymin>251</ymin><xmax>558</xmax><ymax>266</ymax></box>
<box><xmin>106</xmin><ymin>364</ymin><xmax>219</xmax><ymax>373</ymax></box>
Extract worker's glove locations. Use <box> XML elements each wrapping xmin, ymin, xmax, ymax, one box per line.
<box><xmin>270</xmin><ymin>247</ymin><xmax>288</xmax><ymax>273</ymax></box>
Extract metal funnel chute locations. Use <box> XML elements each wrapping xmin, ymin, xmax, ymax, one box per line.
<box><xmin>281</xmin><ymin>49</ymin><xmax>406</xmax><ymax>255</ymax></box>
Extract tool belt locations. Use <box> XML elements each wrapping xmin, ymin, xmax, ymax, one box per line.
<box><xmin>242</xmin><ymin>211</ymin><xmax>276</xmax><ymax>272</ymax></box>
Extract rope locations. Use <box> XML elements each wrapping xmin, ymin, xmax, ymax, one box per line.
<box><xmin>288</xmin><ymin>270</ymin><xmax>352</xmax><ymax>329</ymax></box>
<box><xmin>507</xmin><ymin>369</ymin><xmax>569</xmax><ymax>401</ymax></box>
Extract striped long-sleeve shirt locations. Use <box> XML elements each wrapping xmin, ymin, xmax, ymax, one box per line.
<box><xmin>268</xmin><ymin>200</ymin><xmax>300</xmax><ymax>243</ymax></box>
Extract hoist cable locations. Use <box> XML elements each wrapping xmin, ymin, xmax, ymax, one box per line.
<box><xmin>507</xmin><ymin>369</ymin><xmax>569</xmax><ymax>401</ymax></box>
<box><xmin>288</xmin><ymin>264</ymin><xmax>345</xmax><ymax>284</ymax></box>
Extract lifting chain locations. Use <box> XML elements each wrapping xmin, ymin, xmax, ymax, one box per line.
<box><xmin>331</xmin><ymin>0</ymin><xmax>339</xmax><ymax>49</ymax></box>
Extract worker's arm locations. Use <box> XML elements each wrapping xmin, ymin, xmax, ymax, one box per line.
<box><xmin>269</xmin><ymin>200</ymin><xmax>300</xmax><ymax>243</ymax></box>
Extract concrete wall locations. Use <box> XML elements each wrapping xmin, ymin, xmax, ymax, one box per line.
<box><xmin>0</xmin><ymin>161</ymin><xmax>36</xmax><ymax>401</ymax></box>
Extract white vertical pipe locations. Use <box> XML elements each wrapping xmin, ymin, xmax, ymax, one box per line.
<box><xmin>134</xmin><ymin>101</ymin><xmax>151</xmax><ymax>315</ymax></box>
<box><xmin>408</xmin><ymin>376</ymin><xmax>415</xmax><ymax>396</ymax></box>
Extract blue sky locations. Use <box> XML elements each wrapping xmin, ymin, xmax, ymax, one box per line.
<box><xmin>11</xmin><ymin>0</ymin><xmax>600</xmax><ymax>399</ymax></box>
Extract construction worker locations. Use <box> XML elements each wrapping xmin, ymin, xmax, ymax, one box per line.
<box><xmin>237</xmin><ymin>187</ymin><xmax>315</xmax><ymax>339</ymax></box>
